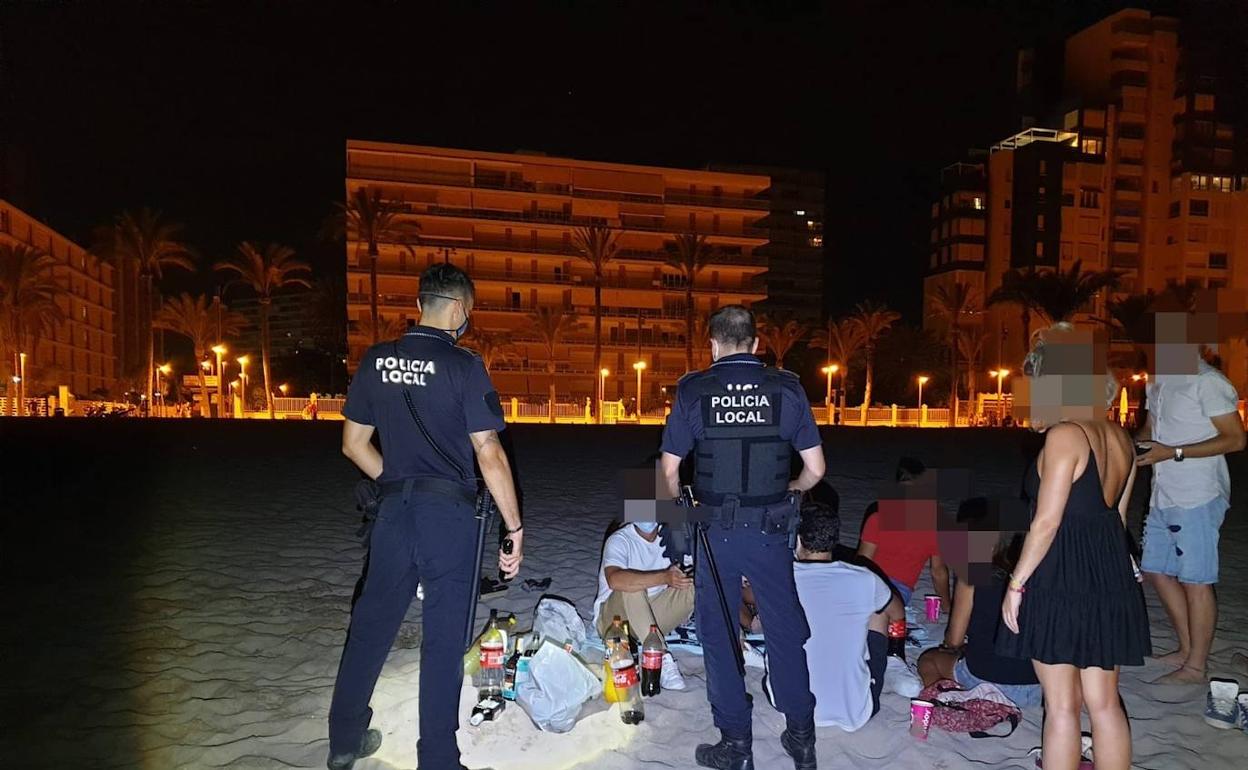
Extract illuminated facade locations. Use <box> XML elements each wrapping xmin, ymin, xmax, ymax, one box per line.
<box><xmin>344</xmin><ymin>141</ymin><xmax>770</xmax><ymax>403</ymax></box>
<box><xmin>0</xmin><ymin>199</ymin><xmax>117</xmax><ymax>396</ymax></box>
<box><xmin>927</xmin><ymin>8</ymin><xmax>1248</xmax><ymax>370</ymax></box>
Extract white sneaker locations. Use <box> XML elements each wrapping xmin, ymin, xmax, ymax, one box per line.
<box><xmin>884</xmin><ymin>655</ymin><xmax>922</xmax><ymax>698</ymax></box>
<box><xmin>660</xmin><ymin>652</ymin><xmax>686</xmax><ymax>691</ymax></box>
<box><xmin>1204</xmin><ymin>678</ymin><xmax>1239</xmax><ymax>729</ymax></box>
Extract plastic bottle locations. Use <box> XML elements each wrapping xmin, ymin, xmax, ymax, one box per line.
<box><xmin>478</xmin><ymin>609</ymin><xmax>506</xmax><ymax>697</ymax></box>
<box><xmin>611</xmin><ymin>635</ymin><xmax>645</xmax><ymax>724</ymax></box>
<box><xmin>887</xmin><ymin>618</ymin><xmax>907</xmax><ymax>662</ymax></box>
<box><xmin>641</xmin><ymin>624</ymin><xmax>665</xmax><ymax>697</ymax></box>
<box><xmin>603</xmin><ymin>616</ymin><xmax>624</xmax><ymax>703</ymax></box>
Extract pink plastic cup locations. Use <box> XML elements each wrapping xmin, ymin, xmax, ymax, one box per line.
<box><xmin>909</xmin><ymin>699</ymin><xmax>934</xmax><ymax>740</ymax></box>
<box><xmin>924</xmin><ymin>593</ymin><xmax>941</xmax><ymax>622</ymax></box>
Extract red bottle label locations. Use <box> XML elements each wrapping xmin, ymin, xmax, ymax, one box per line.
<box><xmin>887</xmin><ymin>620</ymin><xmax>907</xmax><ymax>639</ymax></box>
<box><xmin>642</xmin><ymin>651</ymin><xmax>663</xmax><ymax>670</ymax></box>
<box><xmin>612</xmin><ymin>664</ymin><xmax>639</xmax><ymax>688</ymax></box>
<box><xmin>481</xmin><ymin>644</ymin><xmax>504</xmax><ymax>669</ymax></box>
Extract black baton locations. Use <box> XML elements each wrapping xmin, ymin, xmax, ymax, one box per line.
<box><xmin>464</xmin><ymin>487</ymin><xmax>496</xmax><ymax>651</ymax></box>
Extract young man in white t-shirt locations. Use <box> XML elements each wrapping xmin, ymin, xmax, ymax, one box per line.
<box><xmin>1138</xmin><ymin>324</ymin><xmax>1246</xmax><ymax>686</ymax></box>
<box><xmin>764</xmin><ymin>502</ymin><xmax>909</xmax><ymax>730</ymax></box>
<box><xmin>593</xmin><ymin>520</ymin><xmax>693</xmax><ymax>688</ymax></box>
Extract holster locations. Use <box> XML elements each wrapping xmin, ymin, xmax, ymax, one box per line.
<box><xmin>354</xmin><ymin>479</ymin><xmax>383</xmax><ymax>539</ymax></box>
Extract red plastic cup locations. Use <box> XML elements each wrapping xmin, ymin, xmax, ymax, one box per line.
<box><xmin>909</xmin><ymin>699</ymin><xmax>934</xmax><ymax>740</ymax></box>
<box><xmin>924</xmin><ymin>593</ymin><xmax>941</xmax><ymax>622</ymax></box>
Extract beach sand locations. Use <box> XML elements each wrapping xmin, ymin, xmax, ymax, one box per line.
<box><xmin>1</xmin><ymin>420</ymin><xmax>1245</xmax><ymax>769</ymax></box>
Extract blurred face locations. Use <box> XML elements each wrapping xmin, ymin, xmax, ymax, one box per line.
<box><xmin>1013</xmin><ymin>326</ymin><xmax>1114</xmax><ymax>430</ymax></box>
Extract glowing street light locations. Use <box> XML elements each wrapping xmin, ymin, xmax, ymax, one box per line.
<box><xmin>598</xmin><ymin>368</ymin><xmax>609</xmax><ymax>425</ymax></box>
<box><xmin>989</xmin><ymin>368</ymin><xmax>1010</xmax><ymax>423</ymax></box>
<box><xmin>18</xmin><ymin>351</ymin><xmax>27</xmax><ymax>417</ymax></box>
<box><xmin>633</xmin><ymin>360</ymin><xmax>646</xmax><ymax>419</ymax></box>
<box><xmin>237</xmin><ymin>355</ymin><xmax>250</xmax><ymax>412</ymax></box>
<box><xmin>821</xmin><ymin>363</ymin><xmax>839</xmax><ymax>425</ymax></box>
<box><xmin>278</xmin><ymin>383</ymin><xmax>289</xmax><ymax>395</ymax></box>
<box><xmin>158</xmin><ymin>363</ymin><xmax>172</xmax><ymax>417</ymax></box>
<box><xmin>212</xmin><ymin>345</ymin><xmax>228</xmax><ymax>418</ymax></box>
<box><xmin>916</xmin><ymin>375</ymin><xmax>930</xmax><ymax>407</ymax></box>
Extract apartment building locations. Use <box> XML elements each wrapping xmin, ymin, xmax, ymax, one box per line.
<box><xmin>344</xmin><ymin>141</ymin><xmax>771</xmax><ymax>403</ymax></box>
<box><xmin>926</xmin><ymin>8</ymin><xmax>1248</xmax><ymax>371</ymax></box>
<box><xmin>0</xmin><ymin>199</ymin><xmax>117</xmax><ymax>396</ymax></box>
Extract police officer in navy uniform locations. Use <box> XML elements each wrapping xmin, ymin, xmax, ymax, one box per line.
<box><xmin>328</xmin><ymin>263</ymin><xmax>523</xmax><ymax>770</ymax></box>
<box><xmin>660</xmin><ymin>305</ymin><xmax>826</xmax><ymax>770</ymax></box>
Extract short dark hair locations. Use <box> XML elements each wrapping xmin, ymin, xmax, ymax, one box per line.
<box><xmin>708</xmin><ymin>305</ymin><xmax>756</xmax><ymax>348</ymax></box>
<box><xmin>806</xmin><ymin>481</ymin><xmax>839</xmax><ymax>515</ymax></box>
<box><xmin>797</xmin><ymin>501</ymin><xmax>840</xmax><ymax>553</ymax></box>
<box><xmin>896</xmin><ymin>457</ymin><xmax>926</xmax><ymax>483</ymax></box>
<box><xmin>419</xmin><ymin>263</ymin><xmax>475</xmax><ymax>310</ymax></box>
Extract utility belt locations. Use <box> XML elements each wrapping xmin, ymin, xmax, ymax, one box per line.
<box><xmin>354</xmin><ymin>476</ymin><xmax>477</xmax><ymax>539</ymax></box>
<box><xmin>694</xmin><ymin>490</ymin><xmax>801</xmax><ymax>543</ymax></box>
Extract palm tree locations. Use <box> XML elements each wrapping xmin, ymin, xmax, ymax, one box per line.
<box><xmin>154</xmin><ymin>293</ymin><xmax>245</xmax><ymax>417</ymax></box>
<box><xmin>463</xmin><ymin>329</ymin><xmax>516</xmax><ymax>371</ymax></box>
<box><xmin>927</xmin><ymin>281</ymin><xmax>980</xmax><ymax>413</ymax></box>
<box><xmin>572</xmin><ymin>225</ymin><xmax>620</xmax><ymax>416</ymax></box>
<box><xmin>1029</xmin><ymin>260</ymin><xmax>1121</xmax><ymax>324</ymax></box>
<box><xmin>0</xmin><ymin>244</ymin><xmax>66</xmax><ymax>407</ymax></box>
<box><xmin>665</xmin><ymin>233</ymin><xmax>714</xmax><ymax>372</ymax></box>
<box><xmin>692</xmin><ymin>313</ymin><xmax>712</xmax><ymax>369</ymax></box>
<box><xmin>756</xmin><ymin>314</ymin><xmax>809</xmax><ymax>369</ymax></box>
<box><xmin>848</xmin><ymin>301</ymin><xmax>900</xmax><ymax>409</ymax></box>
<box><xmin>986</xmin><ymin>267</ymin><xmax>1043</xmax><ymax>350</ymax></box>
<box><xmin>527</xmin><ymin>306</ymin><xmax>579</xmax><ymax>423</ymax></box>
<box><xmin>356</xmin><ymin>314</ymin><xmax>410</xmax><ymax>343</ymax></box>
<box><xmin>93</xmin><ymin>209</ymin><xmax>196</xmax><ymax>405</ymax></box>
<box><xmin>215</xmin><ymin>242</ymin><xmax>312</xmax><ymax>418</ymax></box>
<box><xmin>956</xmin><ymin>330</ymin><xmax>989</xmax><ymax>412</ymax></box>
<box><xmin>810</xmin><ymin>318</ymin><xmax>866</xmax><ymax>403</ymax></box>
<box><xmin>329</xmin><ymin>187</ymin><xmax>420</xmax><ymax>342</ymax></box>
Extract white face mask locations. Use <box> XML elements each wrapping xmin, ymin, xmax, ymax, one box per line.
<box><xmin>634</xmin><ymin>522</ymin><xmax>660</xmax><ymax>534</ymax></box>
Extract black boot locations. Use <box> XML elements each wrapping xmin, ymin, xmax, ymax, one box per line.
<box><xmin>327</xmin><ymin>728</ymin><xmax>382</xmax><ymax>770</ymax></box>
<box><xmin>780</xmin><ymin>717</ymin><xmax>817</xmax><ymax>770</ymax></box>
<box><xmin>695</xmin><ymin>731</ymin><xmax>754</xmax><ymax>770</ymax></box>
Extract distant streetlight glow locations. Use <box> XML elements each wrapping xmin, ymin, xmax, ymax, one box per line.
<box><xmin>917</xmin><ymin>375</ymin><xmax>930</xmax><ymax>408</ymax></box>
<box><xmin>597</xmin><ymin>368</ymin><xmax>609</xmax><ymax>425</ymax></box>
<box><xmin>989</xmin><ymin>369</ymin><xmax>1010</xmax><ymax>422</ymax></box>
<box><xmin>821</xmin><ymin>363</ymin><xmax>840</xmax><ymax>425</ymax></box>
<box><xmin>633</xmin><ymin>361</ymin><xmax>646</xmax><ymax>417</ymax></box>
<box><xmin>213</xmin><ymin>346</ymin><xmax>228</xmax><ymax>418</ymax></box>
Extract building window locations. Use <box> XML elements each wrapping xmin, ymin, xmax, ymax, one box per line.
<box><xmin>972</xmin><ymin>196</ymin><xmax>985</xmax><ymax>210</ymax></box>
<box><xmin>1194</xmin><ymin>93</ymin><xmax>1215</xmax><ymax>111</ymax></box>
<box><xmin>794</xmin><ymin>209</ymin><xmax>805</xmax><ymax>216</ymax></box>
<box><xmin>808</xmin><ymin>235</ymin><xmax>823</xmax><ymax>247</ymax></box>
<box><xmin>1035</xmin><ymin>241</ymin><xmax>1044</xmax><ymax>258</ymax></box>
<box><xmin>1169</xmin><ymin>201</ymin><xmax>1181</xmax><ymax>218</ymax></box>
<box><xmin>1210</xmin><ymin>176</ymin><xmax>1231</xmax><ymax>193</ymax></box>
<box><xmin>1039</xmin><ymin>160</ymin><xmax>1048</xmax><ymax>175</ymax></box>
<box><xmin>1079</xmin><ymin>189</ymin><xmax>1100</xmax><ymax>208</ymax></box>
<box><xmin>1036</xmin><ymin>214</ymin><xmax>1045</xmax><ymax>231</ymax></box>
<box><xmin>1190</xmin><ymin>200</ymin><xmax>1209</xmax><ymax>217</ymax></box>
<box><xmin>1209</xmin><ymin>252</ymin><xmax>1228</xmax><ymax>269</ymax></box>
<box><xmin>1081</xmin><ymin>137</ymin><xmax>1104</xmax><ymax>155</ymax></box>
<box><xmin>1191</xmin><ymin>175</ymin><xmax>1209</xmax><ymax>191</ymax></box>
<box><xmin>1061</xmin><ymin>192</ymin><xmax>1075</xmax><ymax>206</ymax></box>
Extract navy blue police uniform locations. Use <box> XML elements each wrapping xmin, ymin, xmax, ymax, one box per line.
<box><xmin>661</xmin><ymin>353</ymin><xmax>818</xmax><ymax>740</ymax></box>
<box><xmin>329</xmin><ymin>325</ymin><xmax>505</xmax><ymax>769</ymax></box>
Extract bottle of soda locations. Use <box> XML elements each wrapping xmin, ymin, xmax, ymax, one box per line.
<box><xmin>886</xmin><ymin>618</ymin><xmax>907</xmax><ymax>662</ymax></box>
<box><xmin>502</xmin><ymin>633</ymin><xmax>524</xmax><ymax>701</ymax></box>
<box><xmin>611</xmin><ymin>634</ymin><xmax>645</xmax><ymax>724</ymax></box>
<box><xmin>478</xmin><ymin>609</ymin><xmax>506</xmax><ymax>698</ymax></box>
<box><xmin>620</xmin><ymin>619</ymin><xmax>638</xmax><ymax>665</ymax></box>
<box><xmin>603</xmin><ymin>616</ymin><xmax>624</xmax><ymax>703</ymax></box>
<box><xmin>641</xmin><ymin>624</ymin><xmax>665</xmax><ymax>697</ymax></box>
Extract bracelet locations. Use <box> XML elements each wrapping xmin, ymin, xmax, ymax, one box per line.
<box><xmin>505</xmin><ymin>526</ymin><xmax>523</xmax><ymax>536</ymax></box>
<box><xmin>1008</xmin><ymin>574</ymin><xmax>1026</xmax><ymax>593</ymax></box>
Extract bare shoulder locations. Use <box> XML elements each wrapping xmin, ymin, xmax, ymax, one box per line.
<box><xmin>1042</xmin><ymin>421</ymin><xmax>1085</xmax><ymax>450</ymax></box>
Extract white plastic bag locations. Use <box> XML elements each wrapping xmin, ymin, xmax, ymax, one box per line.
<box><xmin>516</xmin><ymin>640</ymin><xmax>600</xmax><ymax>733</ymax></box>
<box><xmin>531</xmin><ymin>595</ymin><xmax>588</xmax><ymax>650</ymax></box>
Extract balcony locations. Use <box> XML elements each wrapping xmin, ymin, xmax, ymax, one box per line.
<box><xmin>366</xmin><ymin>265</ymin><xmax>766</xmax><ymax>295</ymax></box>
<box><xmin>346</xmin><ymin>163</ymin><xmax>768</xmax><ymax>211</ymax></box>
<box><xmin>1111</xmin><ymin>253</ymin><xmax>1140</xmax><ymax>269</ymax></box>
<box><xmin>405</xmin><ymin>203</ymin><xmax>768</xmax><ymax>240</ymax></box>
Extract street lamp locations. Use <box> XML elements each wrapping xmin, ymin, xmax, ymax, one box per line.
<box><xmin>989</xmin><ymin>368</ymin><xmax>1010</xmax><ymax>423</ymax></box>
<box><xmin>279</xmin><ymin>383</ymin><xmax>289</xmax><ymax>396</ymax></box>
<box><xmin>158</xmin><ymin>363</ymin><xmax>172</xmax><ymax>417</ymax></box>
<box><xmin>237</xmin><ymin>355</ymin><xmax>250</xmax><ymax>414</ymax></box>
<box><xmin>916</xmin><ymin>375</ymin><xmax>929</xmax><ymax>406</ymax></box>
<box><xmin>821</xmin><ymin>363</ymin><xmax>839</xmax><ymax>425</ymax></box>
<box><xmin>633</xmin><ymin>360</ymin><xmax>646</xmax><ymax>419</ymax></box>
<box><xmin>18</xmin><ymin>351</ymin><xmax>27</xmax><ymax>417</ymax></box>
<box><xmin>598</xmin><ymin>368</ymin><xmax>609</xmax><ymax>425</ymax></box>
<box><xmin>212</xmin><ymin>345</ymin><xmax>228</xmax><ymax>418</ymax></box>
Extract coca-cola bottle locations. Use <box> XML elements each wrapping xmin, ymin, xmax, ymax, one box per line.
<box><xmin>641</xmin><ymin>624</ymin><xmax>665</xmax><ymax>697</ymax></box>
<box><xmin>478</xmin><ymin>609</ymin><xmax>506</xmax><ymax>698</ymax></box>
<box><xmin>611</xmin><ymin>634</ymin><xmax>645</xmax><ymax>724</ymax></box>
<box><xmin>603</xmin><ymin>616</ymin><xmax>624</xmax><ymax>703</ymax></box>
<box><xmin>886</xmin><ymin>618</ymin><xmax>907</xmax><ymax>662</ymax></box>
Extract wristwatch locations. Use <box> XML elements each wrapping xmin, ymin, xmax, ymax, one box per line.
<box><xmin>1174</xmin><ymin>446</ymin><xmax>1185</xmax><ymax>462</ymax></box>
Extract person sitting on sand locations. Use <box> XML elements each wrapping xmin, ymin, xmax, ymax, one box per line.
<box><xmin>763</xmin><ymin>499</ymin><xmax>908</xmax><ymax>730</ymax></box>
<box><xmin>593</xmin><ymin>518</ymin><xmax>690</xmax><ymax>689</ymax></box>
<box><xmin>917</xmin><ymin>500</ymin><xmax>1042</xmax><ymax>708</ymax></box>
<box><xmin>857</xmin><ymin>457</ymin><xmax>952</xmax><ymax>610</ymax></box>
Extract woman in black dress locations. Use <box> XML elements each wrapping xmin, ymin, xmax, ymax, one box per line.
<box><xmin>998</xmin><ymin>324</ymin><xmax>1150</xmax><ymax>770</ymax></box>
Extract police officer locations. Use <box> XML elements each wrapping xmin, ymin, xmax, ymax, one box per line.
<box><xmin>327</xmin><ymin>263</ymin><xmax>523</xmax><ymax>770</ymax></box>
<box><xmin>660</xmin><ymin>305</ymin><xmax>826</xmax><ymax>770</ymax></box>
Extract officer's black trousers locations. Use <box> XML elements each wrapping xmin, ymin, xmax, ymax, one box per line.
<box><xmin>329</xmin><ymin>490</ymin><xmax>477</xmax><ymax>768</ymax></box>
<box><xmin>696</xmin><ymin>517</ymin><xmax>816</xmax><ymax>736</ymax></box>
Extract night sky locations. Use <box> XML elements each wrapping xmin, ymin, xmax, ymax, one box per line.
<box><xmin>3</xmin><ymin>0</ymin><xmax>1178</xmax><ymax>320</ymax></box>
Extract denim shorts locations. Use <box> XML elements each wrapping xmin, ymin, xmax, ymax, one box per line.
<box><xmin>889</xmin><ymin>578</ymin><xmax>914</xmax><ymax>605</ymax></box>
<box><xmin>954</xmin><ymin>657</ymin><xmax>1043</xmax><ymax>709</ymax></box>
<box><xmin>1141</xmin><ymin>497</ymin><xmax>1228</xmax><ymax>585</ymax></box>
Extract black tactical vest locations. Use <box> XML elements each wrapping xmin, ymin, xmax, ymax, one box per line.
<box><xmin>687</xmin><ymin>368</ymin><xmax>793</xmax><ymax>507</ymax></box>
